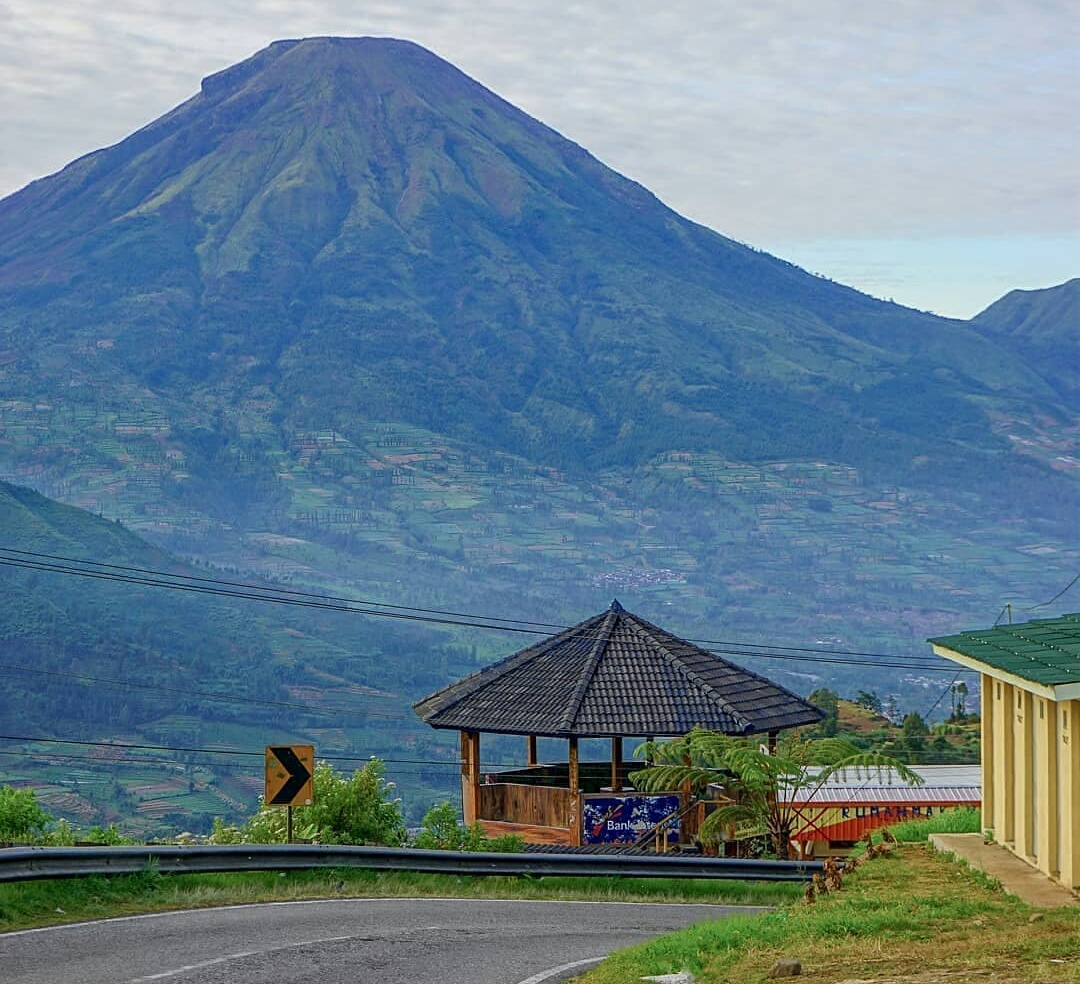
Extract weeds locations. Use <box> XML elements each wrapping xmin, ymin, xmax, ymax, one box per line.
<box><xmin>872</xmin><ymin>805</ymin><xmax>981</xmax><ymax>843</ymax></box>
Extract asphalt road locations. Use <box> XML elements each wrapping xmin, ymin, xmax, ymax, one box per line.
<box><xmin>1</xmin><ymin>897</ymin><xmax>762</xmax><ymax>983</ymax></box>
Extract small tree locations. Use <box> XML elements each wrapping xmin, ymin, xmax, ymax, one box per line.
<box><xmin>413</xmin><ymin>802</ymin><xmax>488</xmax><ymax>851</ymax></box>
<box><xmin>807</xmin><ymin>688</ymin><xmax>840</xmax><ymax>737</ymax></box>
<box><xmin>0</xmin><ymin>786</ymin><xmax>54</xmax><ymax>843</ymax></box>
<box><xmin>631</xmin><ymin>728</ymin><xmax>923</xmax><ymax>859</ymax></box>
<box><xmin>949</xmin><ymin>682</ymin><xmax>969</xmax><ymax>722</ymax></box>
<box><xmin>855</xmin><ymin>691</ymin><xmax>882</xmax><ymax>714</ymax></box>
<box><xmin>901</xmin><ymin>712</ymin><xmax>930</xmax><ymax>754</ymax></box>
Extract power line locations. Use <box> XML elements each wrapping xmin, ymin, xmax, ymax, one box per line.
<box><xmin>0</xmin><ymin>734</ymin><xmax>461</xmax><ymax>769</ymax></box>
<box><xmin>688</xmin><ymin>647</ymin><xmax>960</xmax><ymax>673</ymax></box>
<box><xmin>0</xmin><ymin>663</ymin><xmax>336</xmax><ymax>716</ymax></box>
<box><xmin>1</xmin><ymin>545</ymin><xmax>955</xmax><ymax>661</ymax></box>
<box><xmin>0</xmin><ymin>662</ymin><xmax>418</xmax><ymax>721</ymax></box>
<box><xmin>0</xmin><ymin>749</ymin><xmax>455</xmax><ymax>781</ymax></box>
<box><xmin>1019</xmin><ymin>572</ymin><xmax>1080</xmax><ymax>611</ymax></box>
<box><xmin>922</xmin><ymin>670</ymin><xmax>963</xmax><ymax>721</ymax></box>
<box><xmin>0</xmin><ymin>747</ymin><xmax>264</xmax><ymax>772</ymax></box>
<box><xmin>0</xmin><ymin>547</ymin><xmax>955</xmax><ymax>671</ymax></box>
<box><xmin>0</xmin><ymin>554</ymin><xmax>507</xmax><ymax>631</ymax></box>
<box><xmin>0</xmin><ymin>547</ymin><xmax>560</xmax><ymax>631</ymax></box>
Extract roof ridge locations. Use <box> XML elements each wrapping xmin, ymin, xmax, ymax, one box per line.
<box><xmin>628</xmin><ymin>610</ymin><xmax>826</xmax><ymax>714</ymax></box>
<box><xmin>413</xmin><ymin>612</ymin><xmax>607</xmax><ymax>721</ymax></box>
<box><xmin>556</xmin><ymin>605</ymin><xmax>619</xmax><ymax>733</ymax></box>
<box><xmin>620</xmin><ymin>612</ymin><xmax>754</xmax><ymax>733</ymax></box>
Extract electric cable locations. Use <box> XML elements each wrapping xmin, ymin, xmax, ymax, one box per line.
<box><xmin>0</xmin><ymin>547</ymin><xmax>562</xmax><ymax>630</ymax></box>
<box><xmin>922</xmin><ymin>670</ymin><xmax>963</xmax><ymax>721</ymax></box>
<box><xmin>1018</xmin><ymin>572</ymin><xmax>1080</xmax><ymax>611</ymax></box>
<box><xmin>0</xmin><ymin>749</ymin><xmax>456</xmax><ymax>780</ymax></box>
<box><xmin>0</xmin><ymin>662</ymin><xmax>418</xmax><ymax>721</ymax></box>
<box><xmin>0</xmin><ymin>553</ymin><xmax>957</xmax><ymax>673</ymax></box>
<box><xmin>0</xmin><ymin>734</ymin><xmax>462</xmax><ymax>769</ymax></box>
<box><xmin>0</xmin><ymin>546</ymin><xmax>955</xmax><ymax>666</ymax></box>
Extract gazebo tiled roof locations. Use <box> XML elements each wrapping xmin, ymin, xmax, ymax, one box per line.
<box><xmin>413</xmin><ymin>600</ymin><xmax>824</xmax><ymax>737</ymax></box>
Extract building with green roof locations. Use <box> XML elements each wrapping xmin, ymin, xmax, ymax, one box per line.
<box><xmin>930</xmin><ymin>613</ymin><xmax>1080</xmax><ymax>893</ymax></box>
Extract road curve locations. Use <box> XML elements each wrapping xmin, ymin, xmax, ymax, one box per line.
<box><xmin>1</xmin><ymin>897</ymin><xmax>762</xmax><ymax>984</ymax></box>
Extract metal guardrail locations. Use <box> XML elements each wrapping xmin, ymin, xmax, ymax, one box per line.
<box><xmin>0</xmin><ymin>844</ymin><xmax>824</xmax><ymax>884</ymax></box>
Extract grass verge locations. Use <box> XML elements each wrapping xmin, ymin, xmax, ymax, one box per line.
<box><xmin>574</xmin><ymin>842</ymin><xmax>1079</xmax><ymax>984</ymax></box>
<box><xmin>0</xmin><ymin>869</ymin><xmax>799</xmax><ymax>933</ymax></box>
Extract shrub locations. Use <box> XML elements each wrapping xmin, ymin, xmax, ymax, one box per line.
<box><xmin>211</xmin><ymin>759</ymin><xmax>406</xmax><ymax>846</ymax></box>
<box><xmin>83</xmin><ymin>824</ymin><xmax>133</xmax><ymax>846</ymax></box>
<box><xmin>207</xmin><ymin>817</ymin><xmax>243</xmax><ymax>844</ymax></box>
<box><xmin>0</xmin><ymin>786</ymin><xmax>53</xmax><ymax>843</ymax></box>
<box><xmin>300</xmin><ymin>761</ymin><xmax>406</xmax><ymax>846</ymax></box>
<box><xmin>413</xmin><ymin>802</ymin><xmax>524</xmax><ymax>853</ymax></box>
<box><xmin>40</xmin><ymin>818</ymin><xmax>76</xmax><ymax>846</ymax></box>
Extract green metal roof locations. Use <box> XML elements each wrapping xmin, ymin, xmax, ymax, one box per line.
<box><xmin>929</xmin><ymin>613</ymin><xmax>1080</xmax><ymax>688</ymax></box>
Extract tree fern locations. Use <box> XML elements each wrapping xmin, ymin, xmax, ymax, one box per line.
<box><xmin>629</xmin><ymin>728</ymin><xmax>923</xmax><ymax>857</ymax></box>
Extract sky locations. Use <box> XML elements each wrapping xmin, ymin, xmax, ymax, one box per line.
<box><xmin>0</xmin><ymin>1</ymin><xmax>1077</xmax><ymax>318</ymax></box>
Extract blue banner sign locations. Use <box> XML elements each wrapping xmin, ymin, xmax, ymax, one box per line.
<box><xmin>582</xmin><ymin>794</ymin><xmax>681</xmax><ymax>845</ymax></box>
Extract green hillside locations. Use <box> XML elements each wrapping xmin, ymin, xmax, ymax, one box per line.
<box><xmin>0</xmin><ymin>480</ymin><xmax>471</xmax><ymax>834</ymax></box>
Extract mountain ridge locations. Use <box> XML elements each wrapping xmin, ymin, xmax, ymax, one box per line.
<box><xmin>971</xmin><ymin>278</ymin><xmax>1079</xmax><ymax>405</ymax></box>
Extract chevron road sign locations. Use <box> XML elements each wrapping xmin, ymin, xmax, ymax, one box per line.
<box><xmin>265</xmin><ymin>745</ymin><xmax>314</xmax><ymax>807</ymax></box>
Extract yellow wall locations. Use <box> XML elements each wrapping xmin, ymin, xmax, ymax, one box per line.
<box><xmin>989</xmin><ymin>677</ymin><xmax>1014</xmax><ymax>844</ymax></box>
<box><xmin>1035</xmin><ymin>694</ymin><xmax>1058</xmax><ymax>878</ymax></box>
<box><xmin>985</xmin><ymin>676</ymin><xmax>1080</xmax><ymax>890</ymax></box>
<box><xmin>1060</xmin><ymin>698</ymin><xmax>1080</xmax><ymax>889</ymax></box>
<box><xmin>980</xmin><ymin>679</ymin><xmax>994</xmax><ymax>832</ymax></box>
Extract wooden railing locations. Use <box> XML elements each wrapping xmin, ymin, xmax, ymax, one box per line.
<box><xmin>478</xmin><ymin>782</ymin><xmax>572</xmax><ymax>828</ymax></box>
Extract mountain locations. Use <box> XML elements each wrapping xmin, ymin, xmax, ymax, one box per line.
<box><xmin>0</xmin><ymin>37</ymin><xmax>1076</xmax><ymax>727</ymax></box>
<box><xmin>971</xmin><ymin>279</ymin><xmax>1079</xmax><ymax>406</ymax></box>
<box><xmin>0</xmin><ymin>38</ymin><xmax>1068</xmax><ymax>477</ymax></box>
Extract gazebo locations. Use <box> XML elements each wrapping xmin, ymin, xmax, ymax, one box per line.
<box><xmin>414</xmin><ymin>600</ymin><xmax>824</xmax><ymax>847</ymax></box>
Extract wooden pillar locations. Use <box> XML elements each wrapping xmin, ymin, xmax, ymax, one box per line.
<box><xmin>461</xmin><ymin>730</ymin><xmax>481</xmax><ymax>825</ymax></box>
<box><xmin>568</xmin><ymin>736</ymin><xmax>581</xmax><ymax>846</ymax></box>
<box><xmin>526</xmin><ymin>734</ymin><xmax>538</xmax><ymax>768</ymax></box>
<box><xmin>610</xmin><ymin>736</ymin><xmax>623</xmax><ymax>792</ymax></box>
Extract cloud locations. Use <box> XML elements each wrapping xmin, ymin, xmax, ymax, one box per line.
<box><xmin>0</xmin><ymin>0</ymin><xmax>1077</xmax><ymax>304</ymax></box>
